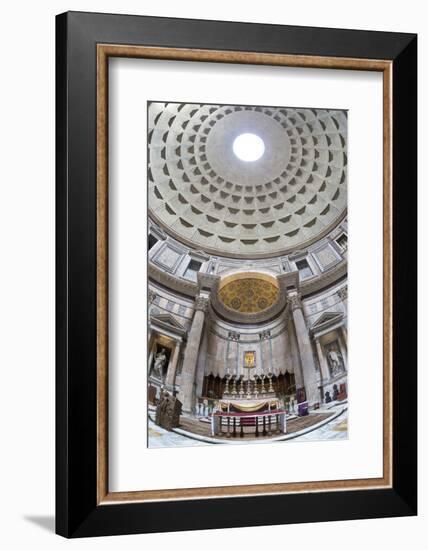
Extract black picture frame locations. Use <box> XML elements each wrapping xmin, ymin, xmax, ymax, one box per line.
<box><xmin>56</xmin><ymin>10</ymin><xmax>417</xmax><ymax>538</ymax></box>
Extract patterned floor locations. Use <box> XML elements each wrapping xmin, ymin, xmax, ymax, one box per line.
<box><xmin>148</xmin><ymin>423</ymin><xmax>203</xmax><ymax>448</ymax></box>
<box><xmin>148</xmin><ymin>407</ymin><xmax>348</xmax><ymax>448</ymax></box>
<box><xmin>294</xmin><ymin>411</ymin><xmax>348</xmax><ymax>441</ymax></box>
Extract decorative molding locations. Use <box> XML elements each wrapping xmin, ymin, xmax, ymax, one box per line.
<box><xmin>209</xmin><ymin>322</ymin><xmax>288</xmax><ymax>344</ymax></box>
<box><xmin>288</xmin><ymin>292</ymin><xmax>302</xmax><ymax>312</ymax></box>
<box><xmin>277</xmin><ymin>270</ymin><xmax>299</xmax><ymax>291</ymax></box>
<box><xmin>148</xmin><ymin>263</ymin><xmax>198</xmax><ymax>297</ymax></box>
<box><xmin>337</xmin><ymin>286</ymin><xmax>348</xmax><ymax>300</ymax></box>
<box><xmin>288</xmin><ymin>250</ymin><xmax>306</xmax><ymax>261</ymax></box>
<box><xmin>151</xmin><ymin>241</ymin><xmax>184</xmax><ymax>273</ymax></box>
<box><xmin>197</xmin><ymin>272</ymin><xmax>220</xmax><ymax>292</ymax></box>
<box><xmin>310</xmin><ymin>311</ymin><xmax>345</xmax><ymax>336</ymax></box>
<box><xmin>148</xmin><ymin>209</ymin><xmax>348</xmax><ymax>260</ymax></box>
<box><xmin>195</xmin><ymin>296</ymin><xmax>210</xmax><ymax>313</ymax></box>
<box><xmin>311</xmin><ymin>242</ymin><xmax>342</xmax><ymax>272</ymax></box>
<box><xmin>299</xmin><ymin>261</ymin><xmax>347</xmax><ymax>296</ymax></box>
<box><xmin>189</xmin><ymin>249</ymin><xmax>211</xmax><ymax>262</ymax></box>
<box><xmin>148</xmin><ymin>221</ymin><xmax>347</xmax><ymax>295</ymax></box>
<box><xmin>151</xmin><ymin>312</ymin><xmax>185</xmax><ymax>329</ymax></box>
<box><xmin>149</xmin><ymin>312</ymin><xmax>188</xmax><ymax>338</ymax></box>
<box><xmin>148</xmin><ymin>222</ymin><xmax>167</xmax><ymax>241</ymax></box>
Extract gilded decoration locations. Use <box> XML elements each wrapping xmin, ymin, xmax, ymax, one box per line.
<box><xmin>218</xmin><ymin>274</ymin><xmax>279</xmax><ymax>313</ymax></box>
<box><xmin>244</xmin><ymin>351</ymin><xmax>256</xmax><ymax>367</ymax></box>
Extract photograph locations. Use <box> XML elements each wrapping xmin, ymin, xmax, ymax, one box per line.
<box><xmin>147</xmin><ymin>101</ymin><xmax>349</xmax><ymax>447</ymax></box>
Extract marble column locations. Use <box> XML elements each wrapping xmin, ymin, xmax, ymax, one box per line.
<box><xmin>147</xmin><ymin>290</ymin><xmax>156</xmax><ymax>346</ymax></box>
<box><xmin>288</xmin><ymin>290</ymin><xmax>319</xmax><ymax>405</ymax></box>
<box><xmin>178</xmin><ymin>295</ymin><xmax>209</xmax><ymax>412</ymax></box>
<box><xmin>315</xmin><ymin>338</ymin><xmax>330</xmax><ymax>382</ymax></box>
<box><xmin>287</xmin><ymin>317</ymin><xmax>304</xmax><ymax>390</ymax></box>
<box><xmin>228</xmin><ymin>331</ymin><xmax>240</xmax><ymax>377</ymax></box>
<box><xmin>165</xmin><ymin>340</ymin><xmax>181</xmax><ymax>388</ymax></box>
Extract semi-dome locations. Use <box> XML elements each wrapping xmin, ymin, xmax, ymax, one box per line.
<box><xmin>218</xmin><ymin>272</ymin><xmax>279</xmax><ymax>314</ymax></box>
<box><xmin>148</xmin><ymin>102</ymin><xmax>347</xmax><ymax>258</ymax></box>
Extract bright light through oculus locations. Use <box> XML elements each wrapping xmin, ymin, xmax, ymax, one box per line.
<box><xmin>232</xmin><ymin>133</ymin><xmax>265</xmax><ymax>162</ymax></box>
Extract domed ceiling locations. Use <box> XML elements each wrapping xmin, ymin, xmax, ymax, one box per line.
<box><xmin>218</xmin><ymin>273</ymin><xmax>279</xmax><ymax>314</ymax></box>
<box><xmin>148</xmin><ymin>102</ymin><xmax>347</xmax><ymax>258</ymax></box>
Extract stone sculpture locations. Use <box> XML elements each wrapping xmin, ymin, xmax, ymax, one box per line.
<box><xmin>155</xmin><ymin>389</ymin><xmax>182</xmax><ymax>431</ymax></box>
<box><xmin>152</xmin><ymin>347</ymin><xmax>167</xmax><ymax>382</ymax></box>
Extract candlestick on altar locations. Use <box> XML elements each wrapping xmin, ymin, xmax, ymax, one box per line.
<box><xmin>224</xmin><ymin>372</ymin><xmax>231</xmax><ymax>395</ymax></box>
<box><xmin>267</xmin><ymin>371</ymin><xmax>274</xmax><ymax>393</ymax></box>
<box><xmin>243</xmin><ymin>365</ymin><xmax>256</xmax><ymax>398</ymax></box>
<box><xmin>238</xmin><ymin>375</ymin><xmax>245</xmax><ymax>396</ymax></box>
<box><xmin>260</xmin><ymin>374</ymin><xmax>266</xmax><ymax>394</ymax></box>
<box><xmin>231</xmin><ymin>374</ymin><xmax>237</xmax><ymax>395</ymax></box>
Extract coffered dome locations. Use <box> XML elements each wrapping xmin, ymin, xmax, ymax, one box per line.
<box><xmin>148</xmin><ymin>102</ymin><xmax>347</xmax><ymax>258</ymax></box>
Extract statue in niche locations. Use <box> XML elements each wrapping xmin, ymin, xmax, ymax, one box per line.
<box><xmin>326</xmin><ymin>343</ymin><xmax>344</xmax><ymax>376</ymax></box>
<box><xmin>152</xmin><ymin>347</ymin><xmax>167</xmax><ymax>383</ymax></box>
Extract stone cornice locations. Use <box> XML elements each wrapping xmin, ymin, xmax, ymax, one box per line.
<box><xmin>300</xmin><ymin>261</ymin><xmax>347</xmax><ymax>297</ymax></box>
<box><xmin>149</xmin><ymin>251</ymin><xmax>346</xmax><ymax>303</ymax></box>
<box><xmin>197</xmin><ymin>272</ymin><xmax>220</xmax><ymax>293</ymax></box>
<box><xmin>148</xmin><ymin>209</ymin><xmax>348</xmax><ymax>260</ymax></box>
<box><xmin>150</xmin><ymin>320</ymin><xmax>187</xmax><ymax>340</ymax></box>
<box><xmin>149</xmin><ymin>263</ymin><xmax>197</xmax><ymax>298</ymax></box>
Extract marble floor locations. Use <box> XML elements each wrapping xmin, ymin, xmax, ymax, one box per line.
<box><xmin>148</xmin><ymin>406</ymin><xmax>348</xmax><ymax>448</ymax></box>
<box><xmin>294</xmin><ymin>410</ymin><xmax>348</xmax><ymax>442</ymax></box>
<box><xmin>148</xmin><ymin>422</ymin><xmax>203</xmax><ymax>448</ymax></box>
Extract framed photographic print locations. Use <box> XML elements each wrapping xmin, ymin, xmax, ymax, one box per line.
<box><xmin>56</xmin><ymin>11</ymin><xmax>417</xmax><ymax>538</ymax></box>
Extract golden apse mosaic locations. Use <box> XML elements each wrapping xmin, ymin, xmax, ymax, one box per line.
<box><xmin>218</xmin><ymin>275</ymin><xmax>279</xmax><ymax>313</ymax></box>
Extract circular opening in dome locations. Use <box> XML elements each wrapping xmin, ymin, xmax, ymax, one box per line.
<box><xmin>232</xmin><ymin>133</ymin><xmax>265</xmax><ymax>162</ymax></box>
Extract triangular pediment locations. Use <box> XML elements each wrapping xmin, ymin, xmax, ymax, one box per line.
<box><xmin>150</xmin><ymin>313</ymin><xmax>184</xmax><ymax>330</ymax></box>
<box><xmin>311</xmin><ymin>311</ymin><xmax>344</xmax><ymax>330</ymax></box>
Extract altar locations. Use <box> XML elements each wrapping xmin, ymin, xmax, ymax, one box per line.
<box><xmin>219</xmin><ymin>398</ymin><xmax>281</xmax><ymax>414</ymax></box>
<box><xmin>221</xmin><ymin>349</ymin><xmax>278</xmax><ymax>400</ymax></box>
<box><xmin>210</xmin><ymin>350</ymin><xmax>288</xmax><ymax>437</ymax></box>
<box><xmin>212</xmin><ymin>398</ymin><xmax>286</xmax><ymax>438</ymax></box>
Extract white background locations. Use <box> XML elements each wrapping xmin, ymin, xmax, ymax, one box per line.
<box><xmin>110</xmin><ymin>59</ymin><xmax>383</xmax><ymax>492</ymax></box>
<box><xmin>0</xmin><ymin>0</ymin><xmax>425</xmax><ymax>548</ymax></box>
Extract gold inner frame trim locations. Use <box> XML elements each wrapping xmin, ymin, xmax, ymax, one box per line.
<box><xmin>96</xmin><ymin>43</ymin><xmax>393</xmax><ymax>505</ymax></box>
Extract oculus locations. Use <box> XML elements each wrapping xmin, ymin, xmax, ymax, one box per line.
<box><xmin>232</xmin><ymin>133</ymin><xmax>265</xmax><ymax>162</ymax></box>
